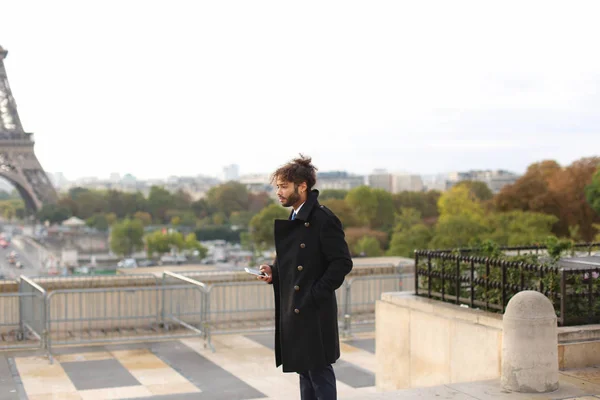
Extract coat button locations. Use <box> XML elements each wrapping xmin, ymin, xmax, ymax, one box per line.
<box><xmin>304</xmin><ymin>222</ymin><xmax>310</xmax><ymax>227</ymax></box>
<box><xmin>294</xmin><ymin>285</ymin><xmax>300</xmax><ymax>291</ymax></box>
<box><xmin>294</xmin><ymin>308</ymin><xmax>300</xmax><ymax>314</ymax></box>
<box><xmin>297</xmin><ymin>265</ymin><xmax>303</xmax><ymax>271</ymax></box>
<box><xmin>300</xmin><ymin>243</ymin><xmax>305</xmax><ymax>248</ymax></box>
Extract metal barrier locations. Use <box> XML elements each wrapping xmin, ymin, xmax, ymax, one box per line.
<box><xmin>45</xmin><ymin>283</ymin><xmax>208</xmax><ymax>356</ymax></box>
<box><xmin>205</xmin><ymin>281</ymin><xmax>275</xmax><ymax>335</ymax></box>
<box><xmin>19</xmin><ymin>276</ymin><xmax>47</xmax><ymax>349</ymax></box>
<box><xmin>28</xmin><ymin>273</ymin><xmax>160</xmax><ymax>289</ymax></box>
<box><xmin>341</xmin><ymin>273</ymin><xmax>414</xmax><ymax>336</ymax></box>
<box><xmin>0</xmin><ymin>271</ymin><xmax>414</xmax><ymax>354</ymax></box>
<box><xmin>0</xmin><ymin>292</ymin><xmax>43</xmax><ymax>349</ymax></box>
<box><xmin>161</xmin><ymin>271</ymin><xmax>211</xmax><ymax>349</ymax></box>
<box><xmin>198</xmin><ymin>273</ymin><xmax>415</xmax><ymax>345</ymax></box>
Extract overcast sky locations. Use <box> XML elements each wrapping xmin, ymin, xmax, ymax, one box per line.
<box><xmin>1</xmin><ymin>0</ymin><xmax>599</xmax><ymax>180</ymax></box>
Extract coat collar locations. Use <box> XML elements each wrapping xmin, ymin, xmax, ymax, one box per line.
<box><xmin>290</xmin><ymin>189</ymin><xmax>319</xmax><ymax>221</ymax></box>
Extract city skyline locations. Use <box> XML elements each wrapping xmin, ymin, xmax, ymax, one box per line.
<box><xmin>1</xmin><ymin>2</ymin><xmax>599</xmax><ymax>181</ymax></box>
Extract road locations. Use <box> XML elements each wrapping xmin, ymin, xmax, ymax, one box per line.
<box><xmin>0</xmin><ymin>243</ymin><xmax>39</xmax><ymax>280</ymax></box>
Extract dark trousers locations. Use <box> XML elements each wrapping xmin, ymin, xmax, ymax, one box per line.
<box><xmin>299</xmin><ymin>364</ymin><xmax>336</xmax><ymax>400</ymax></box>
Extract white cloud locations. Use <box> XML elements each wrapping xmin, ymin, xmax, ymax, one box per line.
<box><xmin>0</xmin><ymin>0</ymin><xmax>599</xmax><ymax>179</ymax></box>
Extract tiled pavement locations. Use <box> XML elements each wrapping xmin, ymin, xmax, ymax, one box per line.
<box><xmin>2</xmin><ymin>333</ymin><xmax>600</xmax><ymax>400</ymax></box>
<box><xmin>0</xmin><ymin>332</ymin><xmax>378</xmax><ymax>399</ymax></box>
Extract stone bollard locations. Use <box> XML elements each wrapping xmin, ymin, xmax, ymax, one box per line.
<box><xmin>501</xmin><ymin>290</ymin><xmax>559</xmax><ymax>393</ymax></box>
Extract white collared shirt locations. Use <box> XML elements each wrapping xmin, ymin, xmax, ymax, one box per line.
<box><xmin>293</xmin><ymin>202</ymin><xmax>305</xmax><ymax>217</ymax></box>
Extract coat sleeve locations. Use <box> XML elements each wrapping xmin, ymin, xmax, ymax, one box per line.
<box><xmin>311</xmin><ymin>216</ymin><xmax>353</xmax><ymax>307</ymax></box>
<box><xmin>269</xmin><ymin>257</ymin><xmax>278</xmax><ymax>285</ymax></box>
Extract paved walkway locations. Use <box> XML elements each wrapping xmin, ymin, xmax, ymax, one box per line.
<box><xmin>1</xmin><ymin>332</ymin><xmax>599</xmax><ymax>400</ymax></box>
<box><xmin>0</xmin><ymin>332</ymin><xmax>377</xmax><ymax>399</ymax></box>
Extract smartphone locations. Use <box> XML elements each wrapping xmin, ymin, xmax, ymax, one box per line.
<box><xmin>245</xmin><ymin>267</ymin><xmax>266</xmax><ymax>277</ymax></box>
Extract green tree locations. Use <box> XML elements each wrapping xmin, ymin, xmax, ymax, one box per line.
<box><xmin>437</xmin><ymin>185</ymin><xmax>485</xmax><ymax>219</ymax></box>
<box><xmin>454</xmin><ymin>180</ymin><xmax>494</xmax><ymax>202</ymax></box>
<box><xmin>485</xmin><ymin>211</ymin><xmax>558</xmax><ymax>246</ymax></box>
<box><xmin>110</xmin><ymin>219</ymin><xmax>145</xmax><ymax>257</ymax></box>
<box><xmin>145</xmin><ymin>229</ymin><xmax>190</xmax><ymax>257</ymax></box>
<box><xmin>320</xmin><ymin>199</ymin><xmax>360</xmax><ymax>228</ymax></box>
<box><xmin>586</xmin><ymin>167</ymin><xmax>600</xmax><ymax>216</ymax></box>
<box><xmin>345</xmin><ymin>227</ymin><xmax>389</xmax><ymax>253</ymax></box>
<box><xmin>320</xmin><ymin>189</ymin><xmax>349</xmax><ymax>201</ymax></box>
<box><xmin>37</xmin><ymin>203</ymin><xmax>72</xmax><ymax>224</ymax></box>
<box><xmin>593</xmin><ymin>224</ymin><xmax>600</xmax><ymax>241</ymax></box>
<box><xmin>248</xmin><ymin>192</ymin><xmax>273</xmax><ymax>213</ymax></box>
<box><xmin>147</xmin><ymin>186</ymin><xmax>174</xmax><ymax>223</ymax></box>
<box><xmin>248</xmin><ymin>204</ymin><xmax>289</xmax><ymax>249</ymax></box>
<box><xmin>230</xmin><ymin>211</ymin><xmax>255</xmax><ymax>228</ymax></box>
<box><xmin>387</xmin><ymin>224</ymin><xmax>433</xmax><ymax>257</ymax></box>
<box><xmin>212</xmin><ymin>212</ymin><xmax>228</xmax><ymax>226</ymax></box>
<box><xmin>387</xmin><ymin>208</ymin><xmax>432</xmax><ymax>257</ymax></box>
<box><xmin>71</xmin><ymin>189</ymin><xmax>108</xmax><ymax>219</ymax></box>
<box><xmin>86</xmin><ymin>214</ymin><xmax>110</xmax><ymax>231</ymax></box>
<box><xmin>121</xmin><ymin>192</ymin><xmax>148</xmax><ymax>216</ymax></box>
<box><xmin>352</xmin><ymin>236</ymin><xmax>384</xmax><ymax>257</ymax></box>
<box><xmin>184</xmin><ymin>232</ymin><xmax>208</xmax><ymax>258</ymax></box>
<box><xmin>345</xmin><ymin>186</ymin><xmax>378</xmax><ymax>226</ymax></box>
<box><xmin>133</xmin><ymin>211</ymin><xmax>153</xmax><ymax>226</ymax></box>
<box><xmin>206</xmin><ymin>182</ymin><xmax>249</xmax><ymax>217</ymax></box>
<box><xmin>371</xmin><ymin>189</ymin><xmax>395</xmax><ymax>231</ymax></box>
<box><xmin>2</xmin><ymin>204</ymin><xmax>15</xmax><ymax>220</ymax></box>
<box><xmin>393</xmin><ymin>208</ymin><xmax>423</xmax><ymax>232</ymax></box>
<box><xmin>392</xmin><ymin>191</ymin><xmax>441</xmax><ymax>219</ymax></box>
<box><xmin>172</xmin><ymin>189</ymin><xmax>192</xmax><ymax>210</ymax></box>
<box><xmin>191</xmin><ymin>198</ymin><xmax>211</xmax><ymax>219</ymax></box>
<box><xmin>430</xmin><ymin>214</ymin><xmax>488</xmax><ymax>249</ymax></box>
<box><xmin>145</xmin><ymin>230</ymin><xmax>171</xmax><ymax>256</ymax></box>
<box><xmin>430</xmin><ymin>185</ymin><xmax>488</xmax><ymax>248</ymax></box>
<box><xmin>105</xmin><ymin>190</ymin><xmax>148</xmax><ymax>218</ymax></box>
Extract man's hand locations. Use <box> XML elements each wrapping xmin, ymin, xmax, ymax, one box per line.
<box><xmin>257</xmin><ymin>264</ymin><xmax>273</xmax><ymax>283</ymax></box>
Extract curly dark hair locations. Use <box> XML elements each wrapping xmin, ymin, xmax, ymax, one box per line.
<box><xmin>271</xmin><ymin>154</ymin><xmax>318</xmax><ymax>190</ymax></box>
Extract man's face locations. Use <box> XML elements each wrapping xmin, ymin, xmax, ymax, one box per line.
<box><xmin>276</xmin><ymin>178</ymin><xmax>303</xmax><ymax>207</ymax></box>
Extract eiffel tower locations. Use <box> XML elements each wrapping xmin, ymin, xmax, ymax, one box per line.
<box><xmin>0</xmin><ymin>45</ymin><xmax>57</xmax><ymax>212</ymax></box>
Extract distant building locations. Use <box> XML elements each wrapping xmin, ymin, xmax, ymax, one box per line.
<box><xmin>109</xmin><ymin>173</ymin><xmax>121</xmax><ymax>183</ymax></box>
<box><xmin>367</xmin><ymin>170</ymin><xmax>424</xmax><ymax>193</ymax></box>
<box><xmin>223</xmin><ymin>164</ymin><xmax>240</xmax><ymax>182</ymax></box>
<box><xmin>446</xmin><ymin>169</ymin><xmax>520</xmax><ymax>193</ymax></box>
<box><xmin>49</xmin><ymin>172</ymin><xmax>69</xmax><ymax>189</ymax></box>
<box><xmin>238</xmin><ymin>173</ymin><xmax>272</xmax><ymax>194</ymax></box>
<box><xmin>391</xmin><ymin>174</ymin><xmax>424</xmax><ymax>193</ymax></box>
<box><xmin>316</xmin><ymin>171</ymin><xmax>365</xmax><ymax>191</ymax></box>
<box><xmin>368</xmin><ymin>169</ymin><xmax>393</xmax><ymax>192</ymax></box>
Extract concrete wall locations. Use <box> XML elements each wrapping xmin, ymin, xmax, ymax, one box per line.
<box><xmin>376</xmin><ymin>292</ymin><xmax>600</xmax><ymax>392</ymax></box>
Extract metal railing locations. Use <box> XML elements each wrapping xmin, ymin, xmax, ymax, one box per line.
<box><xmin>341</xmin><ymin>273</ymin><xmax>414</xmax><ymax>336</ymax></box>
<box><xmin>19</xmin><ymin>276</ymin><xmax>47</xmax><ymax>348</ymax></box>
<box><xmin>0</xmin><ymin>292</ymin><xmax>41</xmax><ymax>349</ymax></box>
<box><xmin>414</xmin><ymin>249</ymin><xmax>600</xmax><ymax>326</ymax></box>
<box><xmin>205</xmin><ymin>281</ymin><xmax>275</xmax><ymax>336</ymax></box>
<box><xmin>161</xmin><ymin>271</ymin><xmax>211</xmax><ymax>348</ymax></box>
<box><xmin>28</xmin><ymin>273</ymin><xmax>160</xmax><ymax>289</ymax></box>
<box><xmin>0</xmin><ymin>271</ymin><xmax>413</xmax><ymax>355</ymax></box>
<box><xmin>44</xmin><ymin>273</ymin><xmax>210</xmax><ymax>356</ymax></box>
<box><xmin>428</xmin><ymin>242</ymin><xmax>600</xmax><ymax>256</ymax></box>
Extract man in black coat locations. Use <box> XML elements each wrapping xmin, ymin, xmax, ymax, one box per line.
<box><xmin>258</xmin><ymin>155</ymin><xmax>353</xmax><ymax>400</ymax></box>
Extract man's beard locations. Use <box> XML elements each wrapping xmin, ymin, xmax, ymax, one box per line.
<box><xmin>282</xmin><ymin>188</ymin><xmax>301</xmax><ymax>207</ymax></box>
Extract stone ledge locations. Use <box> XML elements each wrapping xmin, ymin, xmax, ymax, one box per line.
<box><xmin>382</xmin><ymin>292</ymin><xmax>600</xmax><ymax>344</ymax></box>
<box><xmin>381</xmin><ymin>292</ymin><xmax>503</xmax><ymax>330</ymax></box>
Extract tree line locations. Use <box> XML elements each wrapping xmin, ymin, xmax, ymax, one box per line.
<box><xmin>10</xmin><ymin>156</ymin><xmax>600</xmax><ymax>258</ymax></box>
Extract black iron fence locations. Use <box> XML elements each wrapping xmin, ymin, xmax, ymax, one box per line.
<box><xmin>415</xmin><ymin>243</ymin><xmax>600</xmax><ymax>326</ymax></box>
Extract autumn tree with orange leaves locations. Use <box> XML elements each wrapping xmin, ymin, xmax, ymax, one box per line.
<box><xmin>495</xmin><ymin>157</ymin><xmax>600</xmax><ymax>241</ymax></box>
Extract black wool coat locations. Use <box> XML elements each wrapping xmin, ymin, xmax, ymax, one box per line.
<box><xmin>270</xmin><ymin>189</ymin><xmax>353</xmax><ymax>373</ymax></box>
